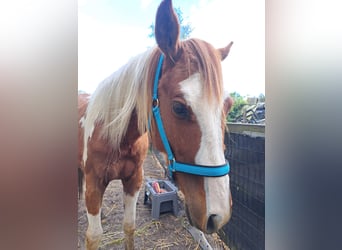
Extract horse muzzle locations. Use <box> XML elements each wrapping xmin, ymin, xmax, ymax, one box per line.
<box><xmin>185</xmin><ymin>194</ymin><xmax>232</xmax><ymax>234</ymax></box>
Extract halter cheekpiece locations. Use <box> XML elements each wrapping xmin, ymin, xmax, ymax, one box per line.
<box><xmin>152</xmin><ymin>54</ymin><xmax>230</xmax><ymax>178</ymax></box>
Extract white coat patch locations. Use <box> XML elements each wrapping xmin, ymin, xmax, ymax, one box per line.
<box><xmin>180</xmin><ymin>73</ymin><xmax>231</xmax><ymax>227</ymax></box>
<box><xmin>179</xmin><ymin>73</ymin><xmax>225</xmax><ymax>165</ymax></box>
<box><xmin>86</xmin><ymin>209</ymin><xmax>103</xmax><ymax>239</ymax></box>
<box><xmin>123</xmin><ymin>191</ymin><xmax>139</xmax><ymax>230</ymax></box>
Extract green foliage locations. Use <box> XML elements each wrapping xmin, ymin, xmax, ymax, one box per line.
<box><xmin>148</xmin><ymin>7</ymin><xmax>194</xmax><ymax>40</ymax></box>
<box><xmin>227</xmin><ymin>92</ymin><xmax>248</xmax><ymax>122</ymax></box>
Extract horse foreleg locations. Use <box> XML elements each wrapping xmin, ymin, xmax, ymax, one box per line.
<box><xmin>84</xmin><ymin>172</ymin><xmax>106</xmax><ymax>250</ymax></box>
<box><xmin>122</xmin><ymin>163</ymin><xmax>143</xmax><ymax>250</ymax></box>
<box><xmin>122</xmin><ymin>190</ymin><xmax>140</xmax><ymax>250</ymax></box>
<box><xmin>86</xmin><ymin>209</ymin><xmax>103</xmax><ymax>250</ymax></box>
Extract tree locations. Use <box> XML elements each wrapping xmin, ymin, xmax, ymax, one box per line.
<box><xmin>227</xmin><ymin>92</ymin><xmax>248</xmax><ymax>122</ymax></box>
<box><xmin>148</xmin><ymin>7</ymin><xmax>194</xmax><ymax>40</ymax></box>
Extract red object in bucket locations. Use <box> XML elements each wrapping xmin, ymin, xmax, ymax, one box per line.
<box><xmin>152</xmin><ymin>181</ymin><xmax>161</xmax><ymax>193</ymax></box>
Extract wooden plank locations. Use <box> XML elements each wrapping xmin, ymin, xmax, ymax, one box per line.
<box><xmin>226</xmin><ymin>123</ymin><xmax>265</xmax><ymax>137</ymax></box>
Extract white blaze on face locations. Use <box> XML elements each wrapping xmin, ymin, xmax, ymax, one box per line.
<box><xmin>180</xmin><ymin>73</ymin><xmax>231</xmax><ymax>227</ymax></box>
<box><xmin>180</xmin><ymin>73</ymin><xmax>225</xmax><ymax>165</ymax></box>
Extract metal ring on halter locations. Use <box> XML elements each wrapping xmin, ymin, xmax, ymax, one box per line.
<box><xmin>169</xmin><ymin>158</ymin><xmax>176</xmax><ymax>171</ymax></box>
<box><xmin>152</xmin><ymin>98</ymin><xmax>159</xmax><ymax>108</ymax></box>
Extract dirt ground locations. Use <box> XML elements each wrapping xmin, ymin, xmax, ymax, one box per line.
<box><xmin>78</xmin><ymin>152</ymin><xmax>230</xmax><ymax>250</ymax></box>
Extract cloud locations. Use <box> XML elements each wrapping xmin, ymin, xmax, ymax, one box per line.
<box><xmin>78</xmin><ymin>0</ymin><xmax>265</xmax><ymax>96</ymax></box>
<box><xmin>140</xmin><ymin>0</ymin><xmax>153</xmax><ymax>10</ymax></box>
<box><xmin>78</xmin><ymin>12</ymin><xmax>154</xmax><ymax>93</ymax></box>
<box><xmin>189</xmin><ymin>0</ymin><xmax>265</xmax><ymax>96</ymax></box>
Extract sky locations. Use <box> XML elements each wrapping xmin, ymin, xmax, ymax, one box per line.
<box><xmin>78</xmin><ymin>0</ymin><xmax>265</xmax><ymax>97</ymax></box>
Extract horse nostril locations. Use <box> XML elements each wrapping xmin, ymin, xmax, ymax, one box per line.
<box><xmin>206</xmin><ymin>214</ymin><xmax>219</xmax><ymax>234</ymax></box>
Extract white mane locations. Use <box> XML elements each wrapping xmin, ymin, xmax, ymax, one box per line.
<box><xmin>83</xmin><ymin>48</ymin><xmax>155</xmax><ymax>155</ymax></box>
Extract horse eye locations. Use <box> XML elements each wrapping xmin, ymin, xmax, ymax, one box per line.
<box><xmin>172</xmin><ymin>101</ymin><xmax>189</xmax><ymax>119</ymax></box>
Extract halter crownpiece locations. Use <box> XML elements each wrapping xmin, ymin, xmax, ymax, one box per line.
<box><xmin>152</xmin><ymin>54</ymin><xmax>230</xmax><ymax>178</ymax></box>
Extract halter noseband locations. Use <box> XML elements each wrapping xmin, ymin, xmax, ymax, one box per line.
<box><xmin>152</xmin><ymin>54</ymin><xmax>230</xmax><ymax>178</ymax></box>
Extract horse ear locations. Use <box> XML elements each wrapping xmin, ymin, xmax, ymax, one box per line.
<box><xmin>155</xmin><ymin>0</ymin><xmax>181</xmax><ymax>62</ymax></box>
<box><xmin>218</xmin><ymin>41</ymin><xmax>234</xmax><ymax>61</ymax></box>
<box><xmin>224</xmin><ymin>96</ymin><xmax>234</xmax><ymax>115</ymax></box>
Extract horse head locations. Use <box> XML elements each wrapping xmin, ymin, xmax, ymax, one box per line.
<box><xmin>150</xmin><ymin>0</ymin><xmax>234</xmax><ymax>234</ymax></box>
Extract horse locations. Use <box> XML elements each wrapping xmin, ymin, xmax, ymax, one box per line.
<box><xmin>78</xmin><ymin>0</ymin><xmax>234</xmax><ymax>249</ymax></box>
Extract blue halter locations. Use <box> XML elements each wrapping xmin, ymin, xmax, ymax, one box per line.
<box><xmin>152</xmin><ymin>54</ymin><xmax>230</xmax><ymax>178</ymax></box>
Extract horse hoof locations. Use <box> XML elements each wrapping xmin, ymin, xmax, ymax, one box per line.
<box><xmin>85</xmin><ymin>234</ymin><xmax>102</xmax><ymax>250</ymax></box>
<box><xmin>124</xmin><ymin>234</ymin><xmax>134</xmax><ymax>250</ymax></box>
<box><xmin>125</xmin><ymin>241</ymin><xmax>134</xmax><ymax>250</ymax></box>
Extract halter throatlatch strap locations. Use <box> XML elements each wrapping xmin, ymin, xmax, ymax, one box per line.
<box><xmin>152</xmin><ymin>54</ymin><xmax>230</xmax><ymax>178</ymax></box>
